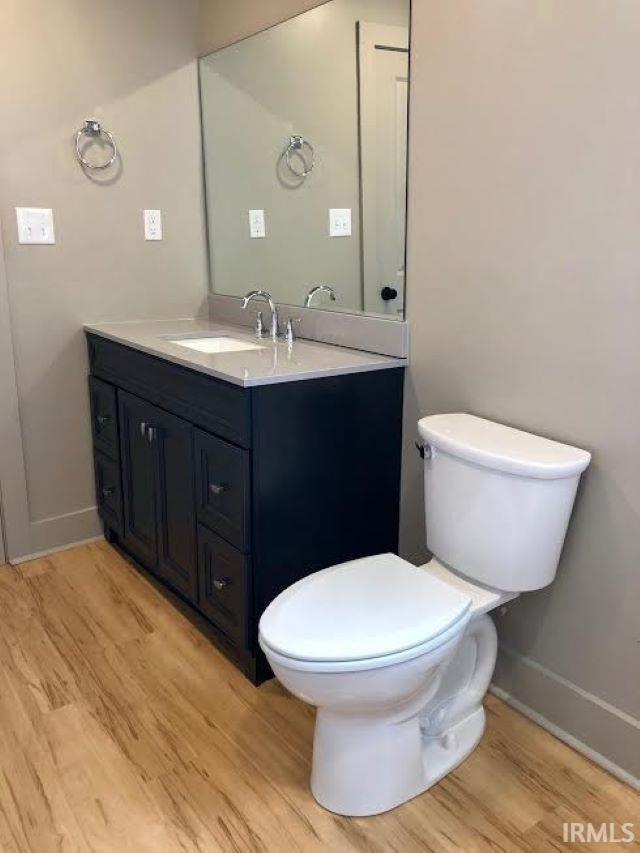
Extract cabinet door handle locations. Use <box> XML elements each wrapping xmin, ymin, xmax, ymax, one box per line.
<box><xmin>147</xmin><ymin>426</ymin><xmax>157</xmax><ymax>443</ymax></box>
<box><xmin>139</xmin><ymin>421</ymin><xmax>147</xmax><ymax>438</ymax></box>
<box><xmin>209</xmin><ymin>482</ymin><xmax>226</xmax><ymax>496</ymax></box>
<box><xmin>101</xmin><ymin>487</ymin><xmax>115</xmax><ymax>498</ymax></box>
<box><xmin>96</xmin><ymin>414</ymin><xmax>111</xmax><ymax>426</ymax></box>
<box><xmin>213</xmin><ymin>577</ymin><xmax>230</xmax><ymax>591</ymax></box>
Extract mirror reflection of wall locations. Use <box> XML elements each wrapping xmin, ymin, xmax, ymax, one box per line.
<box><xmin>199</xmin><ymin>0</ymin><xmax>410</xmax><ymax>320</ymax></box>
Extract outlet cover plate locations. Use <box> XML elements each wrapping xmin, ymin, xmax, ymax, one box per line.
<box><xmin>249</xmin><ymin>209</ymin><xmax>266</xmax><ymax>238</ymax></box>
<box><xmin>144</xmin><ymin>209</ymin><xmax>163</xmax><ymax>240</ymax></box>
<box><xmin>329</xmin><ymin>208</ymin><xmax>351</xmax><ymax>238</ymax></box>
<box><xmin>16</xmin><ymin>208</ymin><xmax>55</xmax><ymax>244</ymax></box>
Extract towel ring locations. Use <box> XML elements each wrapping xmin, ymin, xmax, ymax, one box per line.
<box><xmin>284</xmin><ymin>135</ymin><xmax>315</xmax><ymax>178</ymax></box>
<box><xmin>75</xmin><ymin>119</ymin><xmax>118</xmax><ymax>170</ymax></box>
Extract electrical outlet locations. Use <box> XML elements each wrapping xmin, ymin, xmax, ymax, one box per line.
<box><xmin>144</xmin><ymin>209</ymin><xmax>163</xmax><ymax>240</ymax></box>
<box><xmin>249</xmin><ymin>209</ymin><xmax>266</xmax><ymax>239</ymax></box>
<box><xmin>16</xmin><ymin>208</ymin><xmax>55</xmax><ymax>244</ymax></box>
<box><xmin>329</xmin><ymin>208</ymin><xmax>351</xmax><ymax>238</ymax></box>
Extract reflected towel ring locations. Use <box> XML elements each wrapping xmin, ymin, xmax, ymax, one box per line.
<box><xmin>75</xmin><ymin>119</ymin><xmax>118</xmax><ymax>170</ymax></box>
<box><xmin>284</xmin><ymin>135</ymin><xmax>315</xmax><ymax>178</ymax></box>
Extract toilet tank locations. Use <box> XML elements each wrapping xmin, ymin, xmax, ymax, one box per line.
<box><xmin>418</xmin><ymin>414</ymin><xmax>591</xmax><ymax>592</ymax></box>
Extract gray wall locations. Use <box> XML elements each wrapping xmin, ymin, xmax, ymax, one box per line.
<box><xmin>200</xmin><ymin>0</ymin><xmax>408</xmax><ymax>311</ymax></box>
<box><xmin>201</xmin><ymin>0</ymin><xmax>640</xmax><ymax>782</ymax></box>
<box><xmin>401</xmin><ymin>0</ymin><xmax>640</xmax><ymax>781</ymax></box>
<box><xmin>0</xmin><ymin>224</ymin><xmax>31</xmax><ymax>561</ymax></box>
<box><xmin>0</xmin><ymin>0</ymin><xmax>208</xmax><ymax>556</ymax></box>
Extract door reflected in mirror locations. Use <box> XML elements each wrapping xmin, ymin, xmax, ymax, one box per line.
<box><xmin>199</xmin><ymin>0</ymin><xmax>410</xmax><ymax>320</ymax></box>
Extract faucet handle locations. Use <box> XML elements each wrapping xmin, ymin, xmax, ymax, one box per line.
<box><xmin>284</xmin><ymin>316</ymin><xmax>302</xmax><ymax>346</ymax></box>
<box><xmin>254</xmin><ymin>310</ymin><xmax>265</xmax><ymax>338</ymax></box>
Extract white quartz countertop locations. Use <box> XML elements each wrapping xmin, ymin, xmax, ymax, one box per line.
<box><xmin>84</xmin><ymin>318</ymin><xmax>407</xmax><ymax>387</ymax></box>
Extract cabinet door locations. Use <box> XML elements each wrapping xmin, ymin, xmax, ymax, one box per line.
<box><xmin>153</xmin><ymin>408</ymin><xmax>197</xmax><ymax>604</ymax></box>
<box><xmin>118</xmin><ymin>391</ymin><xmax>158</xmax><ymax>569</ymax></box>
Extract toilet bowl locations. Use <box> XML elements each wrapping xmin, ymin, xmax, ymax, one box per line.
<box><xmin>259</xmin><ymin>553</ymin><xmax>513</xmax><ymax>816</ymax></box>
<box><xmin>260</xmin><ymin>414</ymin><xmax>591</xmax><ymax>816</ymax></box>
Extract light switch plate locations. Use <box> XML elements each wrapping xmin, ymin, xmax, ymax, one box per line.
<box><xmin>16</xmin><ymin>207</ymin><xmax>55</xmax><ymax>244</ymax></box>
<box><xmin>249</xmin><ymin>209</ymin><xmax>266</xmax><ymax>238</ymax></box>
<box><xmin>329</xmin><ymin>208</ymin><xmax>351</xmax><ymax>237</ymax></box>
<box><xmin>144</xmin><ymin>209</ymin><xmax>163</xmax><ymax>240</ymax></box>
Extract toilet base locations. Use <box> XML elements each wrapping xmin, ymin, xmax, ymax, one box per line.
<box><xmin>311</xmin><ymin>705</ymin><xmax>486</xmax><ymax>817</ymax></box>
<box><xmin>308</xmin><ymin>613</ymin><xmax>498</xmax><ymax>817</ymax></box>
<box><xmin>311</xmin><ymin>706</ymin><xmax>485</xmax><ymax>817</ymax></box>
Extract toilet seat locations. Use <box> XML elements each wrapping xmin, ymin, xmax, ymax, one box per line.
<box><xmin>259</xmin><ymin>553</ymin><xmax>472</xmax><ymax>672</ymax></box>
<box><xmin>260</xmin><ymin>614</ymin><xmax>470</xmax><ymax>673</ymax></box>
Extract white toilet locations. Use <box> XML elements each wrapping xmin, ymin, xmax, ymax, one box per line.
<box><xmin>259</xmin><ymin>414</ymin><xmax>591</xmax><ymax>817</ymax></box>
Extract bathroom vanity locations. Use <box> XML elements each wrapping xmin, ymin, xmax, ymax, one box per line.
<box><xmin>85</xmin><ymin>320</ymin><xmax>405</xmax><ymax>683</ymax></box>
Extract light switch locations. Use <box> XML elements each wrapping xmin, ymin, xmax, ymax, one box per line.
<box><xmin>144</xmin><ymin>209</ymin><xmax>163</xmax><ymax>240</ymax></box>
<box><xmin>16</xmin><ymin>208</ymin><xmax>55</xmax><ymax>244</ymax></box>
<box><xmin>329</xmin><ymin>208</ymin><xmax>351</xmax><ymax>238</ymax></box>
<box><xmin>249</xmin><ymin>209</ymin><xmax>266</xmax><ymax>239</ymax></box>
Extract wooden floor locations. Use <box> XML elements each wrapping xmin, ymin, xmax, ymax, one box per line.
<box><xmin>0</xmin><ymin>542</ymin><xmax>637</xmax><ymax>852</ymax></box>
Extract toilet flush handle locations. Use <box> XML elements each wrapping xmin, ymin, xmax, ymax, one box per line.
<box><xmin>415</xmin><ymin>442</ymin><xmax>433</xmax><ymax>460</ymax></box>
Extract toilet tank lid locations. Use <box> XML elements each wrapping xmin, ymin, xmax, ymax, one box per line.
<box><xmin>418</xmin><ymin>414</ymin><xmax>591</xmax><ymax>479</ymax></box>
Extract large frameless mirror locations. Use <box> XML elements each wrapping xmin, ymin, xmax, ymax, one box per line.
<box><xmin>199</xmin><ymin>0</ymin><xmax>410</xmax><ymax>320</ymax></box>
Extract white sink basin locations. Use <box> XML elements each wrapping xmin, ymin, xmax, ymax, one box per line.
<box><xmin>168</xmin><ymin>335</ymin><xmax>264</xmax><ymax>354</ymax></box>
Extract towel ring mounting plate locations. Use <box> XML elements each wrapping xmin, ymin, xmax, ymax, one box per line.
<box><xmin>75</xmin><ymin>119</ymin><xmax>118</xmax><ymax>170</ymax></box>
<box><xmin>284</xmin><ymin>135</ymin><xmax>314</xmax><ymax>178</ymax></box>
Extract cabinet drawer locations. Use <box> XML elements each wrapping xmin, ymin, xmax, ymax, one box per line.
<box><xmin>194</xmin><ymin>429</ymin><xmax>250</xmax><ymax>551</ymax></box>
<box><xmin>197</xmin><ymin>526</ymin><xmax>248</xmax><ymax>648</ymax></box>
<box><xmin>89</xmin><ymin>377</ymin><xmax>119</xmax><ymax>460</ymax></box>
<box><xmin>94</xmin><ymin>451</ymin><xmax>123</xmax><ymax>535</ymax></box>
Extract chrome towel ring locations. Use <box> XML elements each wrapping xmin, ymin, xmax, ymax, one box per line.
<box><xmin>284</xmin><ymin>135</ymin><xmax>315</xmax><ymax>179</ymax></box>
<box><xmin>75</xmin><ymin>119</ymin><xmax>118</xmax><ymax>170</ymax></box>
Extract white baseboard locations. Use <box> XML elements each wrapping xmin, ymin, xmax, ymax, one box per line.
<box><xmin>490</xmin><ymin>684</ymin><xmax>640</xmax><ymax>791</ymax></box>
<box><xmin>11</xmin><ymin>535</ymin><xmax>104</xmax><ymax>565</ymax></box>
<box><xmin>492</xmin><ymin>645</ymin><xmax>640</xmax><ymax>790</ymax></box>
<box><xmin>8</xmin><ymin>505</ymin><xmax>103</xmax><ymax>563</ymax></box>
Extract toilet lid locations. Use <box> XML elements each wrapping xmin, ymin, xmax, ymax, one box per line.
<box><xmin>259</xmin><ymin>553</ymin><xmax>471</xmax><ymax>663</ymax></box>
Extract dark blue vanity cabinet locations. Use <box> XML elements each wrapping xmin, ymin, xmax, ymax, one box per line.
<box><xmin>87</xmin><ymin>333</ymin><xmax>404</xmax><ymax>683</ymax></box>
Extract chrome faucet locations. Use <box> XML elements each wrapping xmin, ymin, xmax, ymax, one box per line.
<box><xmin>304</xmin><ymin>284</ymin><xmax>336</xmax><ymax>308</ymax></box>
<box><xmin>241</xmin><ymin>289</ymin><xmax>279</xmax><ymax>340</ymax></box>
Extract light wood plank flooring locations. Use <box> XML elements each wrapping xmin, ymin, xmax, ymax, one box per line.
<box><xmin>0</xmin><ymin>541</ymin><xmax>637</xmax><ymax>851</ymax></box>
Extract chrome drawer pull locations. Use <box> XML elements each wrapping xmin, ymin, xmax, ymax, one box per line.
<box><xmin>209</xmin><ymin>482</ymin><xmax>226</xmax><ymax>496</ymax></box>
<box><xmin>213</xmin><ymin>577</ymin><xmax>230</xmax><ymax>591</ymax></box>
<box><xmin>96</xmin><ymin>414</ymin><xmax>111</xmax><ymax>426</ymax></box>
<box><xmin>101</xmin><ymin>487</ymin><xmax>115</xmax><ymax>498</ymax></box>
